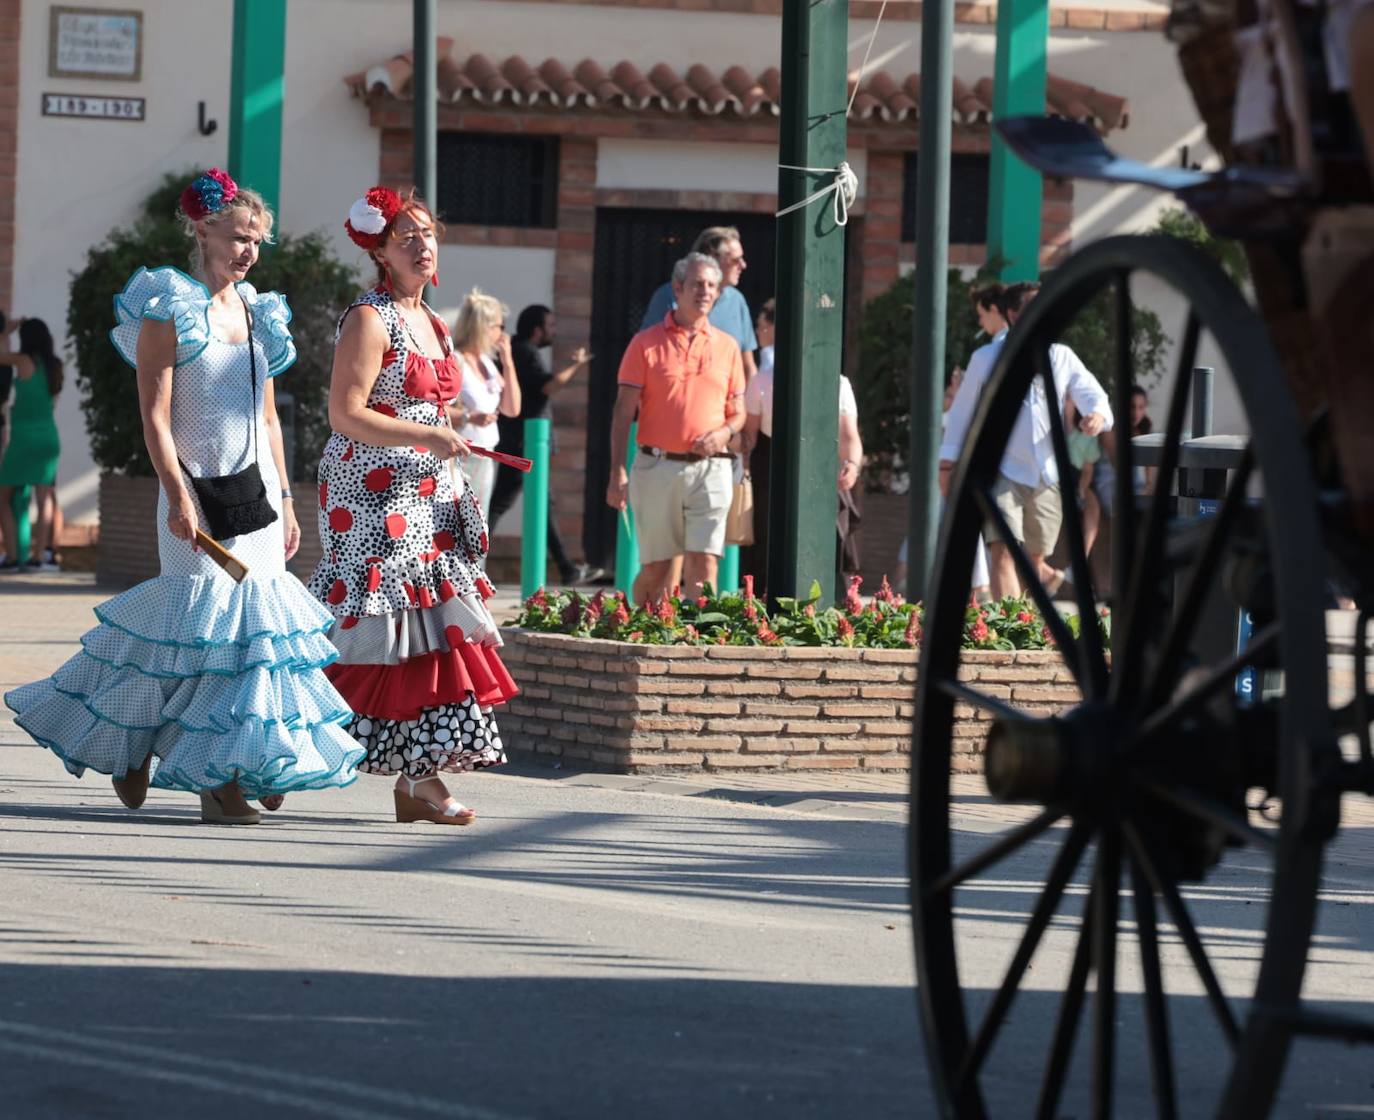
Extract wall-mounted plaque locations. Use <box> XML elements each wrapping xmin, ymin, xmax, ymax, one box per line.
<box><xmin>49</xmin><ymin>7</ymin><xmax>143</xmax><ymax>82</ymax></box>
<box><xmin>43</xmin><ymin>92</ymin><xmax>145</xmax><ymax>120</ymax></box>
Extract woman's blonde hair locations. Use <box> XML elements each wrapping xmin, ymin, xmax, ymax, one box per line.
<box><xmin>179</xmin><ymin>187</ymin><xmax>276</xmax><ymax>273</ymax></box>
<box><xmin>453</xmin><ymin>287</ymin><xmax>509</xmax><ymax>353</ymax></box>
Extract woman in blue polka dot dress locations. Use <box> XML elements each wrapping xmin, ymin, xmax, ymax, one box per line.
<box><xmin>3</xmin><ymin>169</ymin><xmax>363</xmax><ymax>824</ymax></box>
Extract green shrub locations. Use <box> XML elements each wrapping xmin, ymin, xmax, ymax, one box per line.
<box><xmin>68</xmin><ymin>170</ymin><xmax>360</xmax><ymax>479</ymax></box>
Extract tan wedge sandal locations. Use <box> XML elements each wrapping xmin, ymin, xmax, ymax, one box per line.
<box><xmin>394</xmin><ymin>775</ymin><xmax>476</xmax><ymax>826</ymax></box>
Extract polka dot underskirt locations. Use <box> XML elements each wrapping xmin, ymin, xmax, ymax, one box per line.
<box><xmin>348</xmin><ymin>696</ymin><xmax>506</xmax><ymax>777</ymax></box>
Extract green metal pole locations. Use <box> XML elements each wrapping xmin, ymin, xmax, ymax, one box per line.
<box><xmin>228</xmin><ymin>0</ymin><xmax>287</xmax><ymax>219</ymax></box>
<box><xmin>769</xmin><ymin>0</ymin><xmax>848</xmax><ymax>604</ymax></box>
<box><xmin>718</xmin><ymin>544</ymin><xmax>740</xmax><ymax>594</ymax></box>
<box><xmin>987</xmin><ymin>0</ymin><xmax>1049</xmax><ymax>281</ymax></box>
<box><xmin>12</xmin><ymin>485</ymin><xmax>30</xmax><ymax>565</ymax></box>
<box><xmin>614</xmin><ymin>423</ymin><xmax>640</xmax><ymax>594</ymax></box>
<box><xmin>413</xmin><ymin>0</ymin><xmax>437</xmax><ymax>207</ymax></box>
<box><xmin>520</xmin><ymin>418</ymin><xmax>551</xmax><ymax>598</ymax></box>
<box><xmin>907</xmin><ymin>0</ymin><xmax>954</xmax><ymax>605</ymax></box>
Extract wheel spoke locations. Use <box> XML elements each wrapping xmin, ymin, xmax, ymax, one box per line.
<box><xmin>1135</xmin><ymin>621</ymin><xmax>1279</xmax><ymax>745</ymax></box>
<box><xmin>1123</xmin><ymin>821</ymin><xmax>1240</xmax><ymax>1046</ymax></box>
<box><xmin>1145</xmin><ymin>449</ymin><xmax>1254</xmax><ymax>709</ymax></box>
<box><xmin>1130</xmin><ymin>858</ymin><xmax>1178</xmax><ymax>1120</ymax></box>
<box><xmin>1036</xmin><ymin>344</ymin><xmax>1108</xmax><ymax>699</ymax></box>
<box><xmin>1035</xmin><ymin>886</ymin><xmax>1097</xmax><ymax>1120</ymax></box>
<box><xmin>956</xmin><ymin>825</ymin><xmax>1092</xmax><ymax>1087</ymax></box>
<box><xmin>1137</xmin><ymin>780</ymin><xmax>1277</xmax><ymax>852</ymax></box>
<box><xmin>927</xmin><ymin>805</ymin><xmax>1068</xmax><ymax>896</ymax></box>
<box><xmin>1092</xmin><ymin>830</ymin><xmax>1121</xmax><ymax>1120</ymax></box>
<box><xmin>935</xmin><ymin>676</ymin><xmax>1025</xmax><ymax>723</ymax></box>
<box><xmin>974</xmin><ymin>486</ymin><xmax>1080</xmax><ymax>671</ymax></box>
<box><xmin>1111</xmin><ymin>311</ymin><xmax>1201</xmax><ymax>706</ymax></box>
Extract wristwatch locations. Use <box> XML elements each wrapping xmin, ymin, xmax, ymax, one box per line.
<box><xmin>281</xmin><ymin>489</ymin><xmax>294</xmax><ymax>500</ymax></box>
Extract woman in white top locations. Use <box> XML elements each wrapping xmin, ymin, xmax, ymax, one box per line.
<box><xmin>453</xmin><ymin>288</ymin><xmax>520</xmax><ymax>518</ymax></box>
<box><xmin>742</xmin><ymin>298</ymin><xmax>864</xmax><ymax>588</ymax></box>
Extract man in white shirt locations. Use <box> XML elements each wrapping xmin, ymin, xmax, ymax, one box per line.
<box><xmin>939</xmin><ymin>282</ymin><xmax>1113</xmax><ymax>599</ymax></box>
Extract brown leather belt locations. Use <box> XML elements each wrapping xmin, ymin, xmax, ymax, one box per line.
<box><xmin>639</xmin><ymin>446</ymin><xmax>732</xmax><ymax>462</ymax></box>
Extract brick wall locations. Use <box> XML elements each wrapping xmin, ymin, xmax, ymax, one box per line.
<box><xmin>0</xmin><ymin>4</ymin><xmax>18</xmax><ymax>315</ymax></box>
<box><xmin>496</xmin><ymin>627</ymin><xmax>1079</xmax><ymax>773</ymax></box>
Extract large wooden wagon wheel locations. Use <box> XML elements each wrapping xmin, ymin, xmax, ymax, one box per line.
<box><xmin>910</xmin><ymin>235</ymin><xmax>1341</xmax><ymax>1118</ymax></box>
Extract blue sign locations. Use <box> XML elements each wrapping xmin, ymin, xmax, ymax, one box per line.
<box><xmin>1196</xmin><ymin>497</ymin><xmax>1257</xmax><ymax>702</ymax></box>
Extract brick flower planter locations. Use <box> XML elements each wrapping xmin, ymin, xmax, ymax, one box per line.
<box><xmin>496</xmin><ymin>628</ymin><xmax>1080</xmax><ymax>774</ymax></box>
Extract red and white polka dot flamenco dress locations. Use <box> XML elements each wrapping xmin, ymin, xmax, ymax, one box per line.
<box><xmin>308</xmin><ymin>288</ymin><xmax>517</xmax><ymax>776</ymax></box>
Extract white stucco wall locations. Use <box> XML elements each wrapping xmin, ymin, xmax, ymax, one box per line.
<box><xmin>13</xmin><ymin>0</ymin><xmax>231</xmax><ymax>524</ymax></box>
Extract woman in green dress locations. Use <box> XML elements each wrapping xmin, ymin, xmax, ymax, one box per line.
<box><xmin>0</xmin><ymin>318</ymin><xmax>63</xmax><ymax>571</ymax></box>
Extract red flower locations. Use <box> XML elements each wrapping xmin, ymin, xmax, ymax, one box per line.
<box><xmin>971</xmin><ymin>619</ymin><xmax>990</xmax><ymax>643</ymax></box>
<box><xmin>743</xmin><ymin>573</ymin><xmax>755</xmax><ymax>600</ymax></box>
<box><xmin>611</xmin><ymin>604</ymin><xmax>630</xmax><ymax>627</ymax></box>
<box><xmin>877</xmin><ymin>575</ymin><xmax>896</xmax><ymax>604</ymax></box>
<box><xmin>527</xmin><ymin>588</ymin><xmax>549</xmax><ymax>610</ymax></box>
<box><xmin>837</xmin><ymin>616</ymin><xmax>855</xmax><ymax>640</ymax></box>
<box><xmin>715</xmin><ymin>631</ymin><xmax>728</xmax><ymax>644</ymax></box>
<box><xmin>684</xmin><ymin>624</ymin><xmax>699</xmax><ymax>640</ymax></box>
<box><xmin>845</xmin><ymin>574</ymin><xmax>864</xmax><ymax>615</ymax></box>
<box><xmin>1017</xmin><ymin>610</ymin><xmax>1033</xmax><ymax>624</ymax></box>
<box><xmin>804</xmin><ymin>603</ymin><xmax>816</xmax><ymax>618</ymax></box>
<box><xmin>696</xmin><ymin>596</ymin><xmax>709</xmax><ymax>608</ymax></box>
<box><xmin>757</xmin><ymin>624</ymin><xmax>779</xmax><ymax>644</ymax></box>
<box><xmin>627</xmin><ymin>630</ymin><xmax>644</xmax><ymax>641</ymax></box>
<box><xmin>744</xmin><ymin>603</ymin><xmax>758</xmax><ymax>621</ymax></box>
<box><xmin>904</xmin><ymin>612</ymin><xmax>921</xmax><ymax>647</ymax></box>
<box><xmin>1042</xmin><ymin>625</ymin><xmax>1057</xmax><ymax>646</ymax></box>
<box><xmin>657</xmin><ymin>595</ymin><xmax>676</xmax><ymax>623</ymax></box>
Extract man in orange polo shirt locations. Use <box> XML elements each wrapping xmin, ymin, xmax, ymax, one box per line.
<box><xmin>607</xmin><ymin>253</ymin><xmax>746</xmax><ymax>604</ymax></box>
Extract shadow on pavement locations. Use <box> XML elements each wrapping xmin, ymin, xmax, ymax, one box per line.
<box><xmin>0</xmin><ymin>966</ymin><xmax>923</xmax><ymax>1120</ymax></box>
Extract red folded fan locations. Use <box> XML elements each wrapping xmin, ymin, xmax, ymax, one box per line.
<box><xmin>469</xmin><ymin>446</ymin><xmax>533</xmax><ymax>473</ymax></box>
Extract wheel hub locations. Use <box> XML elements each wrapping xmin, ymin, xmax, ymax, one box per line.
<box><xmin>984</xmin><ymin>705</ymin><xmax>1119</xmax><ymax>805</ymax></box>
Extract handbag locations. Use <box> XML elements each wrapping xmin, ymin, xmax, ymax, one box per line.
<box><xmin>178</xmin><ymin>298</ymin><xmax>279</xmax><ymax>542</ymax></box>
<box><xmin>726</xmin><ymin>469</ymin><xmax>755</xmax><ymax>546</ymax></box>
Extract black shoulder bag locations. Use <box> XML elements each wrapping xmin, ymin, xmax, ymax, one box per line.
<box><xmin>178</xmin><ymin>298</ymin><xmax>279</xmax><ymax>541</ymax></box>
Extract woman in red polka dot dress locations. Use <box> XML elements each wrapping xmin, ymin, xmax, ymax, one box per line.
<box><xmin>308</xmin><ymin>186</ymin><xmax>516</xmax><ymax>825</ymax></box>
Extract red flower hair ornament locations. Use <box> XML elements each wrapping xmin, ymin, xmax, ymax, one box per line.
<box><xmin>179</xmin><ymin>168</ymin><xmax>238</xmax><ymax>221</ymax></box>
<box><xmin>345</xmin><ymin>187</ymin><xmax>403</xmax><ymax>250</ymax></box>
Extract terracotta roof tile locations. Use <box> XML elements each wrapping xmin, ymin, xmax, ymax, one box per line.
<box><xmin>344</xmin><ymin>42</ymin><xmax>1129</xmax><ymax>132</ymax></box>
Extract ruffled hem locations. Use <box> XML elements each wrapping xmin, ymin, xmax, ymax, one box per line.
<box><xmin>308</xmin><ymin>548</ymin><xmax>498</xmax><ymax>622</ymax></box>
<box><xmin>37</xmin><ymin>652</ymin><xmax>352</xmax><ymax>734</ymax></box>
<box><xmin>82</xmin><ymin>623</ymin><xmax>338</xmax><ymax>679</ymax></box>
<box><xmin>6</xmin><ymin>685</ymin><xmax>364</xmax><ymax>798</ymax></box>
<box><xmin>326</xmin><ymin>644</ymin><xmax>518</xmax><ymax>721</ymax></box>
<box><xmin>96</xmin><ymin>572</ymin><xmax>336</xmax><ymax>650</ymax></box>
<box><xmin>109</xmin><ymin>267</ymin><xmax>297</xmax><ymax>376</ymax></box>
<box><xmin>329</xmin><ymin>594</ymin><xmax>501</xmax><ymax>664</ymax></box>
<box><xmin>348</xmin><ymin>702</ymin><xmax>506</xmax><ymax>777</ymax></box>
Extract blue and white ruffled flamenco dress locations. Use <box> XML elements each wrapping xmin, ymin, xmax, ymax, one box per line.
<box><xmin>4</xmin><ymin>266</ymin><xmax>364</xmax><ymax>797</ymax></box>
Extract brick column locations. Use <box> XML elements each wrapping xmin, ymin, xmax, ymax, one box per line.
<box><xmin>1040</xmin><ymin>177</ymin><xmax>1075</xmax><ymax>267</ymax></box>
<box><xmin>550</xmin><ymin>137</ymin><xmax>596</xmax><ymax>560</ymax></box>
<box><xmin>860</xmin><ymin>150</ymin><xmax>904</xmax><ymax>308</ymax></box>
<box><xmin>0</xmin><ymin>6</ymin><xmax>20</xmax><ymax>315</ymax></box>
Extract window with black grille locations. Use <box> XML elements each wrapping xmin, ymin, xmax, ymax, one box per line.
<box><xmin>900</xmin><ymin>152</ymin><xmax>991</xmax><ymax>244</ymax></box>
<box><xmin>436</xmin><ymin>133</ymin><xmax>559</xmax><ymax>228</ymax></box>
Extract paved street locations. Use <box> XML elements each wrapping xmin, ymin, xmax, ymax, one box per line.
<box><xmin>3</xmin><ymin>575</ymin><xmax>1374</xmax><ymax>1118</ymax></box>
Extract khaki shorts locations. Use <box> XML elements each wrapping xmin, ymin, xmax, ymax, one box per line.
<box><xmin>988</xmin><ymin>475</ymin><xmax>1063</xmax><ymax>556</ymax></box>
<box><xmin>629</xmin><ymin>454</ymin><xmax>733</xmax><ymax>564</ymax></box>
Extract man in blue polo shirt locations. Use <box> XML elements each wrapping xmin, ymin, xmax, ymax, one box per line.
<box><xmin>640</xmin><ymin>226</ymin><xmax>758</xmax><ymax>382</ymax></box>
